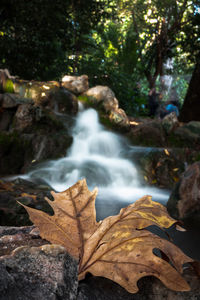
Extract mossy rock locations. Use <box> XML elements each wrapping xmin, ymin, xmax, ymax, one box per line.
<box><xmin>3</xmin><ymin>79</ymin><xmax>14</xmax><ymax>93</ymax></box>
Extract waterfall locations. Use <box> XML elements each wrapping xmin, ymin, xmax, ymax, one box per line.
<box><xmin>20</xmin><ymin>107</ymin><xmax>169</xmax><ymax>219</ymax></box>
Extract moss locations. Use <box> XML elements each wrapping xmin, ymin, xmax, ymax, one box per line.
<box><xmin>4</xmin><ymin>79</ymin><xmax>14</xmax><ymax>93</ymax></box>
<box><xmin>99</xmin><ymin>115</ymin><xmax>114</xmax><ymax>129</ymax></box>
<box><xmin>78</xmin><ymin>95</ymin><xmax>93</xmax><ymax>105</ymax></box>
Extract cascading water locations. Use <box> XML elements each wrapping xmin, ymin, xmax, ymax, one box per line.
<box><xmin>20</xmin><ymin>107</ymin><xmax>169</xmax><ymax>219</ymax></box>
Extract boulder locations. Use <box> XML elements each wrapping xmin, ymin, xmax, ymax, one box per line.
<box><xmin>44</xmin><ymin>87</ymin><xmax>78</xmax><ymax>115</ymax></box>
<box><xmin>82</xmin><ymin>85</ymin><xmax>130</xmax><ymax>131</ymax></box>
<box><xmin>161</xmin><ymin>112</ymin><xmax>179</xmax><ymax>135</ymax></box>
<box><xmin>127</xmin><ymin>119</ymin><xmax>166</xmax><ymax>147</ymax></box>
<box><xmin>0</xmin><ymin>243</ymin><xmax>78</xmax><ymax>300</ymax></box>
<box><xmin>108</xmin><ymin>108</ymin><xmax>130</xmax><ymax>130</ymax></box>
<box><xmin>167</xmin><ymin>162</ymin><xmax>200</xmax><ymax>228</ymax></box>
<box><xmin>62</xmin><ymin>74</ymin><xmax>89</xmax><ymax>95</ymax></box>
<box><xmin>13</xmin><ymin>79</ymin><xmax>60</xmax><ymax>105</ymax></box>
<box><xmin>0</xmin><ymin>226</ymin><xmax>199</xmax><ymax>300</ymax></box>
<box><xmin>83</xmin><ymin>85</ymin><xmax>119</xmax><ymax>112</ymax></box>
<box><xmin>1</xmin><ymin>93</ymin><xmax>33</xmax><ymax>108</ymax></box>
<box><xmin>0</xmin><ymin>131</ymin><xmax>33</xmax><ymax>176</ymax></box>
<box><xmin>0</xmin><ymin>110</ymin><xmax>15</xmax><ymax>131</ymax></box>
<box><xmin>14</xmin><ymin>103</ymin><xmax>37</xmax><ymax>131</ymax></box>
<box><xmin>0</xmin><ymin>94</ymin><xmax>74</xmax><ymax>175</ymax></box>
<box><xmin>170</xmin><ymin>121</ymin><xmax>200</xmax><ymax>148</ymax></box>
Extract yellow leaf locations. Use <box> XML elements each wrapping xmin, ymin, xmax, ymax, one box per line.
<box><xmin>173</xmin><ymin>177</ymin><xmax>179</xmax><ymax>182</ymax></box>
<box><xmin>164</xmin><ymin>149</ymin><xmax>170</xmax><ymax>156</ymax></box>
<box><xmin>19</xmin><ymin>179</ymin><xmax>192</xmax><ymax>294</ymax></box>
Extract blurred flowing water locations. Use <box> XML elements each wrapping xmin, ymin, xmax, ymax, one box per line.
<box><xmin>20</xmin><ymin>108</ymin><xmax>170</xmax><ymax>220</ymax></box>
<box><xmin>14</xmin><ymin>107</ymin><xmax>200</xmax><ymax>260</ymax></box>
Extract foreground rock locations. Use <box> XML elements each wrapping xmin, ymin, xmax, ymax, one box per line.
<box><xmin>0</xmin><ymin>226</ymin><xmax>200</xmax><ymax>300</ymax></box>
<box><xmin>0</xmin><ymin>242</ymin><xmax>78</xmax><ymax>300</ymax></box>
<box><xmin>167</xmin><ymin>161</ymin><xmax>200</xmax><ymax>228</ymax></box>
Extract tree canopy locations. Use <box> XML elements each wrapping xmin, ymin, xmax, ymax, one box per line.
<box><xmin>0</xmin><ymin>0</ymin><xmax>199</xmax><ymax>116</ymax></box>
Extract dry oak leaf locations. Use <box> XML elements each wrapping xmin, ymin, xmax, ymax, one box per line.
<box><xmin>19</xmin><ymin>178</ymin><xmax>192</xmax><ymax>294</ymax></box>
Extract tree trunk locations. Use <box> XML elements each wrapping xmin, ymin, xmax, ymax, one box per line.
<box><xmin>179</xmin><ymin>61</ymin><xmax>200</xmax><ymax>122</ymax></box>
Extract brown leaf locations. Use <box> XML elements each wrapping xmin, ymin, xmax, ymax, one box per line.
<box><xmin>19</xmin><ymin>179</ymin><xmax>192</xmax><ymax>293</ymax></box>
<box><xmin>19</xmin><ymin>179</ymin><xmax>98</xmax><ymax>259</ymax></box>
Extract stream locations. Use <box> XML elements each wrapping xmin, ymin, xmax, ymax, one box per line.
<box><xmin>20</xmin><ymin>107</ymin><xmax>170</xmax><ymax>220</ymax></box>
<box><xmin>17</xmin><ymin>107</ymin><xmax>200</xmax><ymax>260</ymax></box>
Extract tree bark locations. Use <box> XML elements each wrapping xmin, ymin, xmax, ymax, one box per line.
<box><xmin>179</xmin><ymin>61</ymin><xmax>200</xmax><ymax>122</ymax></box>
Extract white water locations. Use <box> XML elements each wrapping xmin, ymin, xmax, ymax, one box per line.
<box><xmin>19</xmin><ymin>108</ymin><xmax>170</xmax><ymax>219</ymax></box>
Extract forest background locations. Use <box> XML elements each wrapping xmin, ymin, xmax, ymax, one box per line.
<box><xmin>0</xmin><ymin>0</ymin><xmax>199</xmax><ymax>117</ymax></box>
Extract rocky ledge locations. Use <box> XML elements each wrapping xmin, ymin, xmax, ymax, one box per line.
<box><xmin>0</xmin><ymin>226</ymin><xmax>200</xmax><ymax>300</ymax></box>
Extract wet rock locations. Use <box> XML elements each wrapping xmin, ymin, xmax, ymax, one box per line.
<box><xmin>14</xmin><ymin>103</ymin><xmax>37</xmax><ymax>131</ymax></box>
<box><xmin>127</xmin><ymin>119</ymin><xmax>166</xmax><ymax>147</ymax></box>
<box><xmin>167</xmin><ymin>162</ymin><xmax>200</xmax><ymax>228</ymax></box>
<box><xmin>30</xmin><ymin>132</ymin><xmax>73</xmax><ymax>163</ymax></box>
<box><xmin>2</xmin><ymin>93</ymin><xmax>33</xmax><ymax>108</ymax></box>
<box><xmin>44</xmin><ymin>87</ymin><xmax>78</xmax><ymax>114</ymax></box>
<box><xmin>0</xmin><ymin>101</ymin><xmax>73</xmax><ymax>175</ymax></box>
<box><xmin>0</xmin><ymin>110</ymin><xmax>15</xmax><ymax>131</ymax></box>
<box><xmin>0</xmin><ymin>179</ymin><xmax>53</xmax><ymax>226</ymax></box>
<box><xmin>62</xmin><ymin>74</ymin><xmax>89</xmax><ymax>95</ymax></box>
<box><xmin>0</xmin><ymin>244</ymin><xmax>78</xmax><ymax>300</ymax></box>
<box><xmin>0</xmin><ymin>131</ymin><xmax>33</xmax><ymax>176</ymax></box>
<box><xmin>138</xmin><ymin>148</ymin><xmax>186</xmax><ymax>188</ymax></box>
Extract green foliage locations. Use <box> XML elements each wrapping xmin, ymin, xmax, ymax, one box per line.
<box><xmin>0</xmin><ymin>0</ymin><xmax>70</xmax><ymax>80</ymax></box>
<box><xmin>0</xmin><ymin>0</ymin><xmax>198</xmax><ymax>117</ymax></box>
<box><xmin>0</xmin><ymin>0</ymin><xmax>111</xmax><ymax>80</ymax></box>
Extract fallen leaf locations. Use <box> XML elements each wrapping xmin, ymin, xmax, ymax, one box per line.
<box><xmin>173</xmin><ymin>176</ymin><xmax>179</xmax><ymax>182</ymax></box>
<box><xmin>144</xmin><ymin>176</ymin><xmax>148</xmax><ymax>181</ymax></box>
<box><xmin>164</xmin><ymin>149</ymin><xmax>170</xmax><ymax>156</ymax></box>
<box><xmin>19</xmin><ymin>179</ymin><xmax>98</xmax><ymax>259</ymax></box>
<box><xmin>19</xmin><ymin>179</ymin><xmax>192</xmax><ymax>294</ymax></box>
